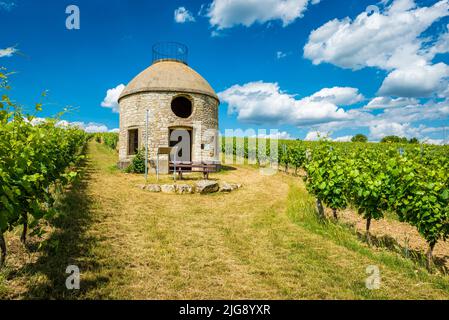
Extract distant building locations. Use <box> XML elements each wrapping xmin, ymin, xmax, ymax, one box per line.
<box><xmin>118</xmin><ymin>43</ymin><xmax>220</xmax><ymax>172</ymax></box>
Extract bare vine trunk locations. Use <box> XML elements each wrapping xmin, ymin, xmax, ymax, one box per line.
<box><xmin>0</xmin><ymin>233</ymin><xmax>6</xmax><ymax>268</ymax></box>
<box><xmin>21</xmin><ymin>222</ymin><xmax>28</xmax><ymax>244</ymax></box>
<box><xmin>332</xmin><ymin>208</ymin><xmax>338</xmax><ymax>220</ymax></box>
<box><xmin>426</xmin><ymin>243</ymin><xmax>436</xmax><ymax>272</ymax></box>
<box><xmin>366</xmin><ymin>217</ymin><xmax>372</xmax><ymax>246</ymax></box>
<box><xmin>316</xmin><ymin>199</ymin><xmax>325</xmax><ymax>220</ymax></box>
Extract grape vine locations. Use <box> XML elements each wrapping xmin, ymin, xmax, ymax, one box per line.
<box><xmin>0</xmin><ymin>70</ymin><xmax>87</xmax><ymax>267</ymax></box>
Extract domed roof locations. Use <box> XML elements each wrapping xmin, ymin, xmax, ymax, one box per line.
<box><xmin>119</xmin><ymin>60</ymin><xmax>219</xmax><ymax>102</ymax></box>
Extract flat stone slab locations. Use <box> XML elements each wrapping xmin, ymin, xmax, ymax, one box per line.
<box><xmin>195</xmin><ymin>180</ymin><xmax>219</xmax><ymax>194</ymax></box>
<box><xmin>220</xmin><ymin>182</ymin><xmax>233</xmax><ymax>193</ymax></box>
<box><xmin>146</xmin><ymin>184</ymin><xmax>161</xmax><ymax>193</ymax></box>
<box><xmin>176</xmin><ymin>184</ymin><xmax>193</xmax><ymax>194</ymax></box>
<box><xmin>161</xmin><ymin>184</ymin><xmax>176</xmax><ymax>194</ymax></box>
<box><xmin>229</xmin><ymin>183</ymin><xmax>242</xmax><ymax>191</ymax></box>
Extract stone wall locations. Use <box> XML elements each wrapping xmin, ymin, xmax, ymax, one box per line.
<box><xmin>118</xmin><ymin>91</ymin><xmax>219</xmax><ymax>170</ymax></box>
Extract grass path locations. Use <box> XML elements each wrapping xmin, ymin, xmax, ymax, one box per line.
<box><xmin>1</xmin><ymin>141</ymin><xmax>449</xmax><ymax>299</ymax></box>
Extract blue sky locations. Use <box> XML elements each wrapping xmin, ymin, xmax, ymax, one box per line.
<box><xmin>1</xmin><ymin>0</ymin><xmax>449</xmax><ymax>143</ymax></box>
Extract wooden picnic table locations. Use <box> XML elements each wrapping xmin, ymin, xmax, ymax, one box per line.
<box><xmin>169</xmin><ymin>162</ymin><xmax>219</xmax><ymax>180</ymax></box>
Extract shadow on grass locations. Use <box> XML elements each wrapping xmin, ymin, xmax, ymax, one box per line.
<box><xmin>340</xmin><ymin>220</ymin><xmax>449</xmax><ymax>275</ymax></box>
<box><xmin>219</xmin><ymin>165</ymin><xmax>237</xmax><ymax>172</ymax></box>
<box><xmin>13</xmin><ymin>156</ymin><xmax>109</xmax><ymax>299</ymax></box>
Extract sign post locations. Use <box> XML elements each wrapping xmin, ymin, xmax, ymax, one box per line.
<box><xmin>173</xmin><ymin>147</ymin><xmax>178</xmax><ymax>182</ymax></box>
<box><xmin>145</xmin><ymin>109</ymin><xmax>149</xmax><ymax>184</ymax></box>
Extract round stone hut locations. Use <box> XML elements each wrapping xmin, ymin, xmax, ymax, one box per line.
<box><xmin>118</xmin><ymin>43</ymin><xmax>220</xmax><ymax>173</ymax></box>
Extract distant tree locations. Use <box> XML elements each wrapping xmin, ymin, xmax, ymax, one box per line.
<box><xmin>380</xmin><ymin>136</ymin><xmax>408</xmax><ymax>143</ymax></box>
<box><xmin>351</xmin><ymin>134</ymin><xmax>368</xmax><ymax>143</ymax></box>
<box><xmin>409</xmin><ymin>137</ymin><xmax>419</xmax><ymax>144</ymax></box>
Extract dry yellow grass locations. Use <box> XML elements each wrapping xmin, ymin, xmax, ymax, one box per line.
<box><xmin>1</xmin><ymin>141</ymin><xmax>449</xmax><ymax>299</ymax></box>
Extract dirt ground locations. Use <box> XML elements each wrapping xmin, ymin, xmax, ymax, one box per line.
<box><xmin>327</xmin><ymin>207</ymin><xmax>449</xmax><ymax>272</ymax></box>
<box><xmin>279</xmin><ymin>165</ymin><xmax>449</xmax><ymax>273</ymax></box>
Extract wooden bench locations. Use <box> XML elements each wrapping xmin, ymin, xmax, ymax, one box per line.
<box><xmin>169</xmin><ymin>162</ymin><xmax>219</xmax><ymax>180</ymax></box>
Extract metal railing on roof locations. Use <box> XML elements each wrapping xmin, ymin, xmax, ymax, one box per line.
<box><xmin>152</xmin><ymin>42</ymin><xmax>188</xmax><ymax>65</ymax></box>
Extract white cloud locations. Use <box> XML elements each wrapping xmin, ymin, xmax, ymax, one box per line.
<box><xmin>429</xmin><ymin>24</ymin><xmax>449</xmax><ymax>57</ymax></box>
<box><xmin>276</xmin><ymin>51</ymin><xmax>289</xmax><ymax>59</ymax></box>
<box><xmin>278</xmin><ymin>131</ymin><xmax>295</xmax><ymax>140</ymax></box>
<box><xmin>109</xmin><ymin>128</ymin><xmax>120</xmax><ymax>133</ymax></box>
<box><xmin>304</xmin><ymin>0</ymin><xmax>449</xmax><ymax>70</ymax></box>
<box><xmin>219</xmin><ymin>82</ymin><xmax>363</xmax><ymax>126</ymax></box>
<box><xmin>55</xmin><ymin>120</ymin><xmax>70</xmax><ymax>128</ymax></box>
<box><xmin>365</xmin><ymin>96</ymin><xmax>419</xmax><ymax>109</ymax></box>
<box><xmin>388</xmin><ymin>0</ymin><xmax>416</xmax><ymax>14</ymax></box>
<box><xmin>305</xmin><ymin>132</ymin><xmax>353</xmax><ymax>143</ymax></box>
<box><xmin>312</xmin><ymin>97</ymin><xmax>449</xmax><ymax>142</ymax></box>
<box><xmin>379</xmin><ymin>63</ymin><xmax>449</xmax><ymax>97</ymax></box>
<box><xmin>207</xmin><ymin>0</ymin><xmax>318</xmax><ymax>30</ymax></box>
<box><xmin>304</xmin><ymin>0</ymin><xmax>449</xmax><ymax>98</ymax></box>
<box><xmin>85</xmin><ymin>124</ymin><xmax>109</xmax><ymax>133</ymax></box>
<box><xmin>0</xmin><ymin>47</ymin><xmax>17</xmax><ymax>58</ymax></box>
<box><xmin>421</xmin><ymin>126</ymin><xmax>448</xmax><ymax>134</ymax></box>
<box><xmin>304</xmin><ymin>130</ymin><xmax>330</xmax><ymax>141</ymax></box>
<box><xmin>423</xmin><ymin>138</ymin><xmax>447</xmax><ymax>145</ymax></box>
<box><xmin>369</xmin><ymin>121</ymin><xmax>421</xmax><ymax>139</ymax></box>
<box><xmin>223</xmin><ymin>129</ymin><xmax>295</xmax><ymax>140</ymax></box>
<box><xmin>379</xmin><ymin>99</ymin><xmax>449</xmax><ymax>123</ymax></box>
<box><xmin>101</xmin><ymin>84</ymin><xmax>125</xmax><ymax>113</ymax></box>
<box><xmin>308</xmin><ymin>87</ymin><xmax>364</xmax><ymax>105</ymax></box>
<box><xmin>23</xmin><ymin>117</ymin><xmax>46</xmax><ymax>126</ymax></box>
<box><xmin>256</xmin><ymin>131</ymin><xmax>295</xmax><ymax>140</ymax></box>
<box><xmin>219</xmin><ymin>81</ymin><xmax>449</xmax><ymax>142</ymax></box>
<box><xmin>198</xmin><ymin>4</ymin><xmax>208</xmax><ymax>17</ymax></box>
<box><xmin>333</xmin><ymin>135</ymin><xmax>353</xmax><ymax>142</ymax></box>
<box><xmin>26</xmin><ymin>118</ymin><xmax>115</xmax><ymax>134</ymax></box>
<box><xmin>30</xmin><ymin>117</ymin><xmax>46</xmax><ymax>126</ymax></box>
<box><xmin>211</xmin><ymin>30</ymin><xmax>225</xmax><ymax>38</ymax></box>
<box><xmin>174</xmin><ymin>7</ymin><xmax>196</xmax><ymax>23</ymax></box>
<box><xmin>71</xmin><ymin>121</ymin><xmax>110</xmax><ymax>133</ymax></box>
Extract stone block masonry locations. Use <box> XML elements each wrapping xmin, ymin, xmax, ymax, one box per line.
<box><xmin>119</xmin><ymin>92</ymin><xmax>219</xmax><ymax>170</ymax></box>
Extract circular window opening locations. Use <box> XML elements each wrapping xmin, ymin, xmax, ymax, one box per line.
<box><xmin>171</xmin><ymin>96</ymin><xmax>193</xmax><ymax>118</ymax></box>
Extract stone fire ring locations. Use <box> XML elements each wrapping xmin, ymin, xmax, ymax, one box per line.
<box><xmin>137</xmin><ymin>181</ymin><xmax>242</xmax><ymax>195</ymax></box>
